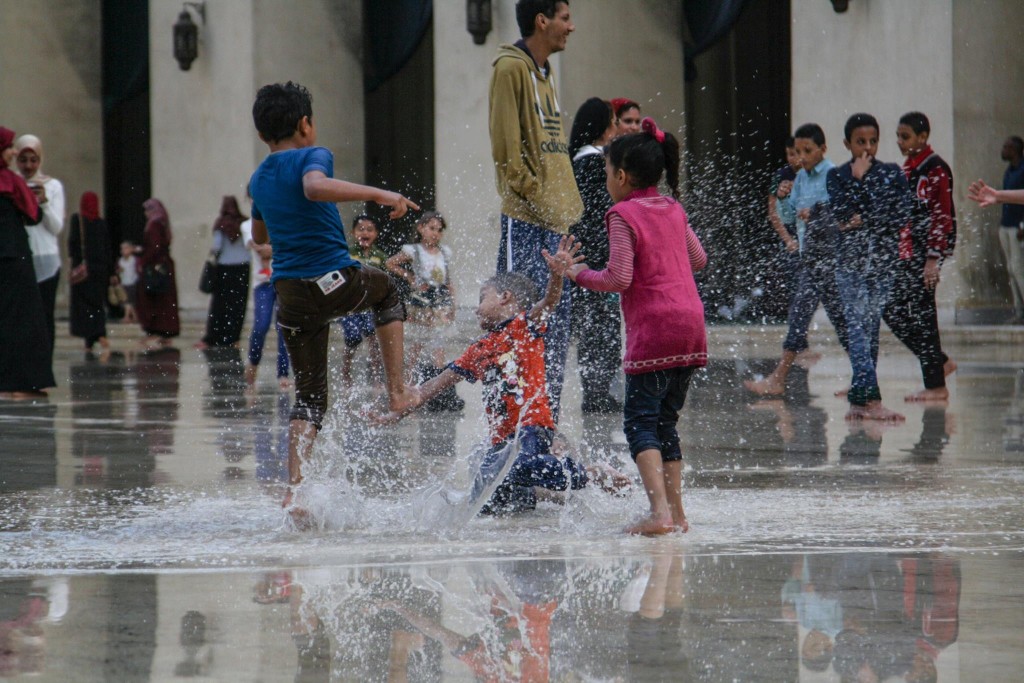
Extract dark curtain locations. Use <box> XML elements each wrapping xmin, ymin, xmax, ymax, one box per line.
<box><xmin>102</xmin><ymin>0</ymin><xmax>151</xmax><ymax>255</ymax></box>
<box><xmin>683</xmin><ymin>0</ymin><xmax>748</xmax><ymax>81</ymax></box>
<box><xmin>364</xmin><ymin>0</ymin><xmax>433</xmax><ymax>93</ymax></box>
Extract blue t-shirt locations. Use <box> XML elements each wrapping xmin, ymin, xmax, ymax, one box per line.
<box><xmin>1002</xmin><ymin>160</ymin><xmax>1024</xmax><ymax>228</ymax></box>
<box><xmin>249</xmin><ymin>147</ymin><xmax>358</xmax><ymax>281</ymax></box>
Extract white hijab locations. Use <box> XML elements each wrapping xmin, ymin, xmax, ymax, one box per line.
<box><xmin>14</xmin><ymin>134</ymin><xmax>51</xmax><ymax>184</ymax></box>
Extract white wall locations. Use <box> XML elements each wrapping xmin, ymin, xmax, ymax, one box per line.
<box><xmin>149</xmin><ymin>0</ymin><xmax>258</xmax><ymax>313</ymax></box>
<box><xmin>951</xmin><ymin>0</ymin><xmax>1024</xmax><ymax>311</ymax></box>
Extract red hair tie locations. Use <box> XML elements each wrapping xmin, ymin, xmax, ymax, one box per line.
<box><xmin>641</xmin><ymin>117</ymin><xmax>665</xmax><ymax>144</ymax></box>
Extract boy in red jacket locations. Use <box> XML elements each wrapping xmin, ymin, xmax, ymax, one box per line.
<box><xmin>886</xmin><ymin>111</ymin><xmax>957</xmax><ymax>402</ymax></box>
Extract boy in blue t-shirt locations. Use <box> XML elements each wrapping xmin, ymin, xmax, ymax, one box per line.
<box><xmin>248</xmin><ymin>81</ymin><xmax>420</xmax><ymax>526</ymax></box>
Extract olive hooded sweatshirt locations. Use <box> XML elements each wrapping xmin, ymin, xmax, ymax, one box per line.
<box><xmin>489</xmin><ymin>43</ymin><xmax>583</xmax><ymax>233</ymax></box>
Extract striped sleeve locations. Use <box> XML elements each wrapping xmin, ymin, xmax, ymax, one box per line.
<box><xmin>575</xmin><ymin>213</ymin><xmax>635</xmax><ymax>292</ymax></box>
<box><xmin>686</xmin><ymin>225</ymin><xmax>707</xmax><ymax>271</ymax></box>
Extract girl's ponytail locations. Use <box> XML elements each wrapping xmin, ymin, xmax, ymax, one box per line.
<box><xmin>607</xmin><ymin>119</ymin><xmax>681</xmax><ymax>199</ymax></box>
<box><xmin>641</xmin><ymin>117</ymin><xmax>681</xmax><ymax>200</ymax></box>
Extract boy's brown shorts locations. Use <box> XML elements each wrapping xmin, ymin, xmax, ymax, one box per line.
<box><xmin>274</xmin><ymin>264</ymin><xmax>405</xmax><ymax>428</ymax></box>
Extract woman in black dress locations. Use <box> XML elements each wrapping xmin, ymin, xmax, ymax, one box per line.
<box><xmin>0</xmin><ymin>126</ymin><xmax>56</xmax><ymax>398</ymax></box>
<box><xmin>568</xmin><ymin>98</ymin><xmax>623</xmax><ymax>413</ymax></box>
<box><xmin>68</xmin><ymin>191</ymin><xmax>113</xmax><ymax>351</ymax></box>
<box><xmin>197</xmin><ymin>195</ymin><xmax>250</xmax><ymax>348</ymax></box>
<box><xmin>135</xmin><ymin>198</ymin><xmax>180</xmax><ymax>348</ymax></box>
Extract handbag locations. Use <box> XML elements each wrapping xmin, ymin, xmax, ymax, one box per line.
<box><xmin>198</xmin><ymin>252</ymin><xmax>218</xmax><ymax>294</ymax></box>
<box><xmin>108</xmin><ymin>283</ymin><xmax>128</xmax><ymax>306</ymax></box>
<box><xmin>143</xmin><ymin>263</ymin><xmax>170</xmax><ymax>295</ymax></box>
<box><xmin>69</xmin><ymin>215</ymin><xmax>89</xmax><ymax>285</ymax></box>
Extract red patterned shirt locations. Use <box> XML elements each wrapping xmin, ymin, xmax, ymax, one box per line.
<box><xmin>450</xmin><ymin>313</ymin><xmax>555</xmax><ymax>444</ymax></box>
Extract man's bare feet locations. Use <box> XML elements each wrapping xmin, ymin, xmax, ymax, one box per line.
<box><xmin>944</xmin><ymin>358</ymin><xmax>957</xmax><ymax>377</ymax></box>
<box><xmin>674</xmin><ymin>514</ymin><xmax>689</xmax><ymax>533</ymax></box>
<box><xmin>244</xmin><ymin>365</ymin><xmax>258</xmax><ymax>387</ymax></box>
<box><xmin>846</xmin><ymin>401</ymin><xmax>905</xmax><ymax>422</ymax></box>
<box><xmin>744</xmin><ymin>375</ymin><xmax>784</xmax><ymax>396</ymax></box>
<box><xmin>626</xmin><ymin>514</ymin><xmax>675</xmax><ymax>536</ymax></box>
<box><xmin>904</xmin><ymin>386</ymin><xmax>949</xmax><ymax>402</ymax></box>
<box><xmin>278</xmin><ymin>376</ymin><xmax>293</xmax><ymax>391</ymax></box>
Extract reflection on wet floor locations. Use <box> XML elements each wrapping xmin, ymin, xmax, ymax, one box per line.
<box><xmin>1</xmin><ymin>336</ymin><xmax>1024</xmax><ymax>679</ymax></box>
<box><xmin>2</xmin><ymin>550</ymin><xmax>1013</xmax><ymax>681</ymax></box>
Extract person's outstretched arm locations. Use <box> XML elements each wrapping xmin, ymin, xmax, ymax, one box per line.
<box><xmin>570</xmin><ymin>214</ymin><xmax>634</xmax><ymax>292</ymax></box>
<box><xmin>302</xmin><ymin>171</ymin><xmax>420</xmax><ymax>218</ymax></box>
<box><xmin>968</xmin><ymin>179</ymin><xmax>1024</xmax><ymax>206</ymax></box>
<box><xmin>530</xmin><ymin>234</ymin><xmax>584</xmax><ymax>323</ymax></box>
<box><xmin>374</xmin><ymin>369</ymin><xmax>462</xmax><ymax>425</ymax></box>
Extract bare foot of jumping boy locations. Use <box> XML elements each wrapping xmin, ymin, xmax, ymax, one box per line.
<box><xmin>846</xmin><ymin>401</ymin><xmax>905</xmax><ymax>422</ymax></box>
<box><xmin>282</xmin><ymin>488</ymin><xmax>314</xmax><ymax>531</ymax></box>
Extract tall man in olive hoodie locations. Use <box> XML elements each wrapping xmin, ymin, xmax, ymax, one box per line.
<box><xmin>489</xmin><ymin>0</ymin><xmax>584</xmax><ymax>421</ymax></box>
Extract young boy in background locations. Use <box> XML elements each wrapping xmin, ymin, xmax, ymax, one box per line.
<box><xmin>339</xmin><ymin>215</ymin><xmax>387</xmax><ymax>386</ymax></box>
<box><xmin>827</xmin><ymin>113</ymin><xmax>912</xmax><ymax>422</ymax></box>
<box><xmin>746</xmin><ymin>124</ymin><xmax>849</xmax><ymax>397</ymax></box>
<box><xmin>886</xmin><ymin>111</ymin><xmax>957</xmax><ymax>401</ymax></box>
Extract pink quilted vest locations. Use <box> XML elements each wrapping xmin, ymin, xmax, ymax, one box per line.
<box><xmin>608</xmin><ymin>187</ymin><xmax>707</xmax><ymax>374</ymax></box>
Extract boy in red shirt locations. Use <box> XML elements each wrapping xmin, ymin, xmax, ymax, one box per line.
<box><xmin>886</xmin><ymin>111</ymin><xmax>957</xmax><ymax>401</ymax></box>
<box><xmin>382</xmin><ymin>235</ymin><xmax>626</xmax><ymax>513</ymax></box>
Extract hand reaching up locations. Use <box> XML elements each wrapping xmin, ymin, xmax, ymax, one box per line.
<box><xmin>541</xmin><ymin>234</ymin><xmax>585</xmax><ymax>278</ymax></box>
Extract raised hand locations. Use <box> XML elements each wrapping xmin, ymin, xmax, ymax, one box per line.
<box><xmin>967</xmin><ymin>179</ymin><xmax>998</xmax><ymax>207</ymax></box>
<box><xmin>541</xmin><ymin>234</ymin><xmax>585</xmax><ymax>277</ymax></box>
<box><xmin>852</xmin><ymin>151</ymin><xmax>873</xmax><ymax>180</ymax></box>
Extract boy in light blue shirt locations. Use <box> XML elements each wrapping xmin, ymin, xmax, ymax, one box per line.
<box><xmin>745</xmin><ymin>123</ymin><xmax>849</xmax><ymax>397</ymax></box>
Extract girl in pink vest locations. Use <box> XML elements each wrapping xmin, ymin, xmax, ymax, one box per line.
<box><xmin>569</xmin><ymin>117</ymin><xmax>708</xmax><ymax>536</ymax></box>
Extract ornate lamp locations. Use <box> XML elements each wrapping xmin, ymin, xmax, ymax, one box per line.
<box><xmin>467</xmin><ymin>0</ymin><xmax>492</xmax><ymax>45</ymax></box>
<box><xmin>173</xmin><ymin>2</ymin><xmax>206</xmax><ymax>71</ymax></box>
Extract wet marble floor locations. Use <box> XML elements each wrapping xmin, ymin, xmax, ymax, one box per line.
<box><xmin>1</xmin><ymin>323</ymin><xmax>1023</xmax><ymax>681</ymax></box>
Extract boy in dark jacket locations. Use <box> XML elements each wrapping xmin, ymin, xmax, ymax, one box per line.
<box><xmin>826</xmin><ymin>113</ymin><xmax>913</xmax><ymax>422</ymax></box>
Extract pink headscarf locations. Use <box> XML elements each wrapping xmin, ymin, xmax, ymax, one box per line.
<box><xmin>80</xmin><ymin>191</ymin><xmax>100</xmax><ymax>221</ymax></box>
<box><xmin>212</xmin><ymin>195</ymin><xmax>246</xmax><ymax>242</ymax></box>
<box><xmin>0</xmin><ymin>127</ymin><xmax>39</xmax><ymax>218</ymax></box>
